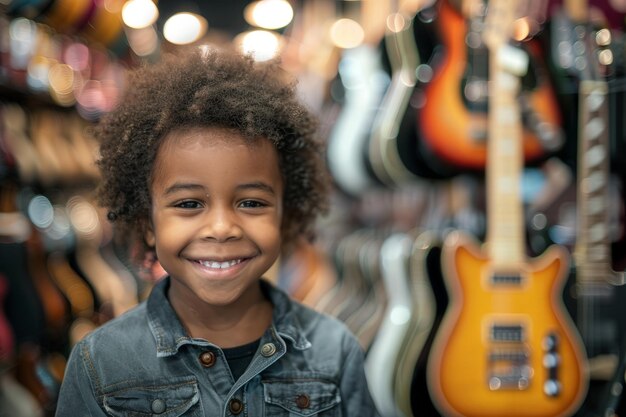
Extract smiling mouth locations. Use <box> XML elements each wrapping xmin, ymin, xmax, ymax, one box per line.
<box><xmin>195</xmin><ymin>259</ymin><xmax>245</xmax><ymax>269</ymax></box>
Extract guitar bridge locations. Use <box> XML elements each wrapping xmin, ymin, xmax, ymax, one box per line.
<box><xmin>488</xmin><ymin>347</ymin><xmax>531</xmax><ymax>391</ymax></box>
<box><xmin>488</xmin><ymin>323</ymin><xmax>531</xmax><ymax>391</ymax></box>
<box><xmin>488</xmin><ymin>365</ymin><xmax>532</xmax><ymax>390</ymax></box>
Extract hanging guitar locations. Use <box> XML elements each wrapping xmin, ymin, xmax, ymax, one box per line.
<box><xmin>368</xmin><ymin>9</ymin><xmax>423</xmax><ymax>187</ymax></box>
<box><xmin>426</xmin><ymin>0</ymin><xmax>589</xmax><ymax>415</ymax></box>
<box><xmin>326</xmin><ymin>0</ymin><xmax>392</xmax><ymax>197</ymax></box>
<box><xmin>574</xmin><ymin>78</ymin><xmax>626</xmax><ymax>417</ymax></box>
<box><xmin>367</xmin><ymin>3</ymin><xmax>459</xmax><ymax>186</ymax></box>
<box><xmin>549</xmin><ymin>1</ymin><xmax>626</xmax><ymax>415</ymax></box>
<box><xmin>417</xmin><ymin>0</ymin><xmax>563</xmax><ymax>172</ymax></box>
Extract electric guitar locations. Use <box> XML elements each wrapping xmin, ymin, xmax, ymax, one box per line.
<box><xmin>368</xmin><ymin>10</ymin><xmax>422</xmax><ymax>187</ymax></box>
<box><xmin>417</xmin><ymin>0</ymin><xmax>563</xmax><ymax>171</ymax></box>
<box><xmin>551</xmin><ymin>2</ymin><xmax>626</xmax><ymax>415</ymax></box>
<box><xmin>402</xmin><ymin>177</ymin><xmax>486</xmax><ymax>417</ymax></box>
<box><xmin>367</xmin><ymin>4</ymin><xmax>458</xmax><ymax>186</ymax></box>
<box><xmin>426</xmin><ymin>1</ymin><xmax>589</xmax><ymax>415</ymax></box>
<box><xmin>395</xmin><ymin>229</ymin><xmax>446</xmax><ymax>417</ymax></box>
<box><xmin>574</xmin><ymin>74</ymin><xmax>626</xmax><ymax>417</ymax></box>
<box><xmin>571</xmin><ymin>35</ymin><xmax>626</xmax><ymax>359</ymax></box>
<box><xmin>326</xmin><ymin>43</ymin><xmax>390</xmax><ymax>196</ymax></box>
<box><xmin>365</xmin><ymin>231</ymin><xmax>416</xmax><ymax>417</ymax></box>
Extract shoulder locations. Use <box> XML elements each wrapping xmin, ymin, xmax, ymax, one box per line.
<box><xmin>75</xmin><ymin>302</ymin><xmax>152</xmax><ymax>359</ymax></box>
<box><xmin>293</xmin><ymin>299</ymin><xmax>352</xmax><ymax>334</ymax></box>
<box><xmin>62</xmin><ymin>303</ymin><xmax>152</xmax><ymax>391</ymax></box>
<box><xmin>266</xmin><ymin>281</ymin><xmax>358</xmax><ymax>345</ymax></box>
<box><xmin>280</xmin><ymin>295</ymin><xmax>362</xmax><ymax>354</ymax></box>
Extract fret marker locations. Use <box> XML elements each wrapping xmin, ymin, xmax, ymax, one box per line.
<box><xmin>589</xmin><ymin>223</ymin><xmax>607</xmax><ymax>242</ymax></box>
<box><xmin>586</xmin><ymin>90</ymin><xmax>605</xmax><ymax>112</ymax></box>
<box><xmin>587</xmin><ymin>196</ymin><xmax>605</xmax><ymax>215</ymax></box>
<box><xmin>582</xmin><ymin>172</ymin><xmax>605</xmax><ymax>194</ymax></box>
<box><xmin>584</xmin><ymin>118</ymin><xmax>605</xmax><ymax>142</ymax></box>
<box><xmin>585</xmin><ymin>145</ymin><xmax>606</xmax><ymax>167</ymax></box>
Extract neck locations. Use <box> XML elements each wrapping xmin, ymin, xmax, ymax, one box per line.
<box><xmin>574</xmin><ymin>80</ymin><xmax>612</xmax><ymax>286</ymax></box>
<box><xmin>169</xmin><ymin>280</ymin><xmax>273</xmax><ymax>348</ymax></box>
<box><xmin>486</xmin><ymin>51</ymin><xmax>524</xmax><ymax>268</ymax></box>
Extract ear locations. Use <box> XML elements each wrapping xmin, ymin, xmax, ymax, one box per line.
<box><xmin>144</xmin><ymin>220</ymin><xmax>156</xmax><ymax>247</ymax></box>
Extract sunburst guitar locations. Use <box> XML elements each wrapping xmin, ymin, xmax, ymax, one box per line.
<box><xmin>426</xmin><ymin>1</ymin><xmax>589</xmax><ymax>416</ymax></box>
<box><xmin>417</xmin><ymin>0</ymin><xmax>562</xmax><ymax>171</ymax></box>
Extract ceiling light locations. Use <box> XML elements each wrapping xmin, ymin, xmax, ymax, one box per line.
<box><xmin>234</xmin><ymin>30</ymin><xmax>283</xmax><ymax>62</ymax></box>
<box><xmin>244</xmin><ymin>0</ymin><xmax>293</xmax><ymax>30</ymax></box>
<box><xmin>330</xmin><ymin>18</ymin><xmax>364</xmax><ymax>49</ymax></box>
<box><xmin>163</xmin><ymin>12</ymin><xmax>208</xmax><ymax>45</ymax></box>
<box><xmin>122</xmin><ymin>0</ymin><xmax>159</xmax><ymax>29</ymax></box>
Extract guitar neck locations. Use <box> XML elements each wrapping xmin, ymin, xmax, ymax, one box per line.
<box><xmin>574</xmin><ymin>80</ymin><xmax>612</xmax><ymax>286</ymax></box>
<box><xmin>486</xmin><ymin>48</ymin><xmax>526</xmax><ymax>268</ymax></box>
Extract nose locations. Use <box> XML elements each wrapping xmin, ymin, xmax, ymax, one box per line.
<box><xmin>201</xmin><ymin>206</ymin><xmax>242</xmax><ymax>242</ymax></box>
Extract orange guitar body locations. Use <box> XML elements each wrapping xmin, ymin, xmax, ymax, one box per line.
<box><xmin>427</xmin><ymin>232</ymin><xmax>588</xmax><ymax>417</ymax></box>
<box><xmin>418</xmin><ymin>0</ymin><xmax>560</xmax><ymax>170</ymax></box>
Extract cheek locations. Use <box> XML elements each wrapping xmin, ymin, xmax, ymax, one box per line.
<box><xmin>148</xmin><ymin>214</ymin><xmax>188</xmax><ymax>251</ymax></box>
<box><xmin>252</xmin><ymin>217</ymin><xmax>282</xmax><ymax>251</ymax></box>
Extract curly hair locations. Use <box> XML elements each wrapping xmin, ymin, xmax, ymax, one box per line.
<box><xmin>95</xmin><ymin>46</ymin><xmax>330</xmax><ymax>263</ymax></box>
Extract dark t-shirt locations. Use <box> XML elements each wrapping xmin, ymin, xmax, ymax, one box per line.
<box><xmin>222</xmin><ymin>339</ymin><xmax>260</xmax><ymax>381</ymax></box>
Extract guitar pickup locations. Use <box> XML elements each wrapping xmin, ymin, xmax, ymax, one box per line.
<box><xmin>491</xmin><ymin>324</ymin><xmax>525</xmax><ymax>342</ymax></box>
<box><xmin>491</xmin><ymin>273</ymin><xmax>522</xmax><ymax>285</ymax></box>
<box><xmin>489</xmin><ymin>349</ymin><xmax>529</xmax><ymax>363</ymax></box>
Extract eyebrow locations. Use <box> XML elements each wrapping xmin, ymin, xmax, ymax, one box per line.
<box><xmin>163</xmin><ymin>183</ymin><xmax>205</xmax><ymax>196</ymax></box>
<box><xmin>236</xmin><ymin>182</ymin><xmax>276</xmax><ymax>195</ymax></box>
<box><xmin>162</xmin><ymin>182</ymin><xmax>276</xmax><ymax>196</ymax></box>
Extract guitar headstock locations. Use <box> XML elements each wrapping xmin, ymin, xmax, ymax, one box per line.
<box><xmin>482</xmin><ymin>0</ymin><xmax>529</xmax><ymax>78</ymax></box>
<box><xmin>550</xmin><ymin>4</ymin><xmax>616</xmax><ymax>81</ymax></box>
<box><xmin>482</xmin><ymin>0</ymin><xmax>518</xmax><ymax>52</ymax></box>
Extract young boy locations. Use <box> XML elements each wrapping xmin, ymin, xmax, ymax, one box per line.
<box><xmin>55</xmin><ymin>47</ymin><xmax>379</xmax><ymax>416</ymax></box>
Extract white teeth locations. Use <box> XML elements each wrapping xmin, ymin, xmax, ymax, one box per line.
<box><xmin>199</xmin><ymin>259</ymin><xmax>242</xmax><ymax>269</ymax></box>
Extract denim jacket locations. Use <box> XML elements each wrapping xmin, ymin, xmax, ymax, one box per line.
<box><xmin>55</xmin><ymin>277</ymin><xmax>380</xmax><ymax>417</ymax></box>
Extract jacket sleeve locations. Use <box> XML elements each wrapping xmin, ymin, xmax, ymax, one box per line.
<box><xmin>55</xmin><ymin>341</ymin><xmax>107</xmax><ymax>417</ymax></box>
<box><xmin>339</xmin><ymin>336</ymin><xmax>381</xmax><ymax>417</ymax></box>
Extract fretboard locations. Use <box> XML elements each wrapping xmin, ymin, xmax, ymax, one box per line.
<box><xmin>486</xmin><ymin>57</ymin><xmax>525</xmax><ymax>268</ymax></box>
<box><xmin>574</xmin><ymin>80</ymin><xmax>612</xmax><ymax>287</ymax></box>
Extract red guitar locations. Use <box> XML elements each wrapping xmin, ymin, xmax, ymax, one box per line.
<box><xmin>426</xmin><ymin>1</ymin><xmax>588</xmax><ymax>415</ymax></box>
<box><xmin>417</xmin><ymin>0</ymin><xmax>562</xmax><ymax>171</ymax></box>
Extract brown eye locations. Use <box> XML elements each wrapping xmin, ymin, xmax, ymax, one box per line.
<box><xmin>176</xmin><ymin>200</ymin><xmax>202</xmax><ymax>209</ymax></box>
<box><xmin>239</xmin><ymin>200</ymin><xmax>266</xmax><ymax>209</ymax></box>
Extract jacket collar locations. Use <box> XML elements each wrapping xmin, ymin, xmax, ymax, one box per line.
<box><xmin>147</xmin><ymin>276</ymin><xmax>311</xmax><ymax>357</ymax></box>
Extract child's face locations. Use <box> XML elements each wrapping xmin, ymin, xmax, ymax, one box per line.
<box><xmin>145</xmin><ymin>126</ymin><xmax>284</xmax><ymax>307</ymax></box>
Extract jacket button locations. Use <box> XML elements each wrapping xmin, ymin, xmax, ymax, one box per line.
<box><xmin>295</xmin><ymin>393</ymin><xmax>310</xmax><ymax>409</ymax></box>
<box><xmin>151</xmin><ymin>398</ymin><xmax>166</xmax><ymax>414</ymax></box>
<box><xmin>199</xmin><ymin>351</ymin><xmax>216</xmax><ymax>367</ymax></box>
<box><xmin>260</xmin><ymin>342</ymin><xmax>276</xmax><ymax>357</ymax></box>
<box><xmin>228</xmin><ymin>398</ymin><xmax>243</xmax><ymax>415</ymax></box>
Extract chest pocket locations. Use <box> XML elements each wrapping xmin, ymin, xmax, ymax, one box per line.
<box><xmin>102</xmin><ymin>378</ymin><xmax>200</xmax><ymax>417</ymax></box>
<box><xmin>263</xmin><ymin>379</ymin><xmax>341</xmax><ymax>416</ymax></box>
